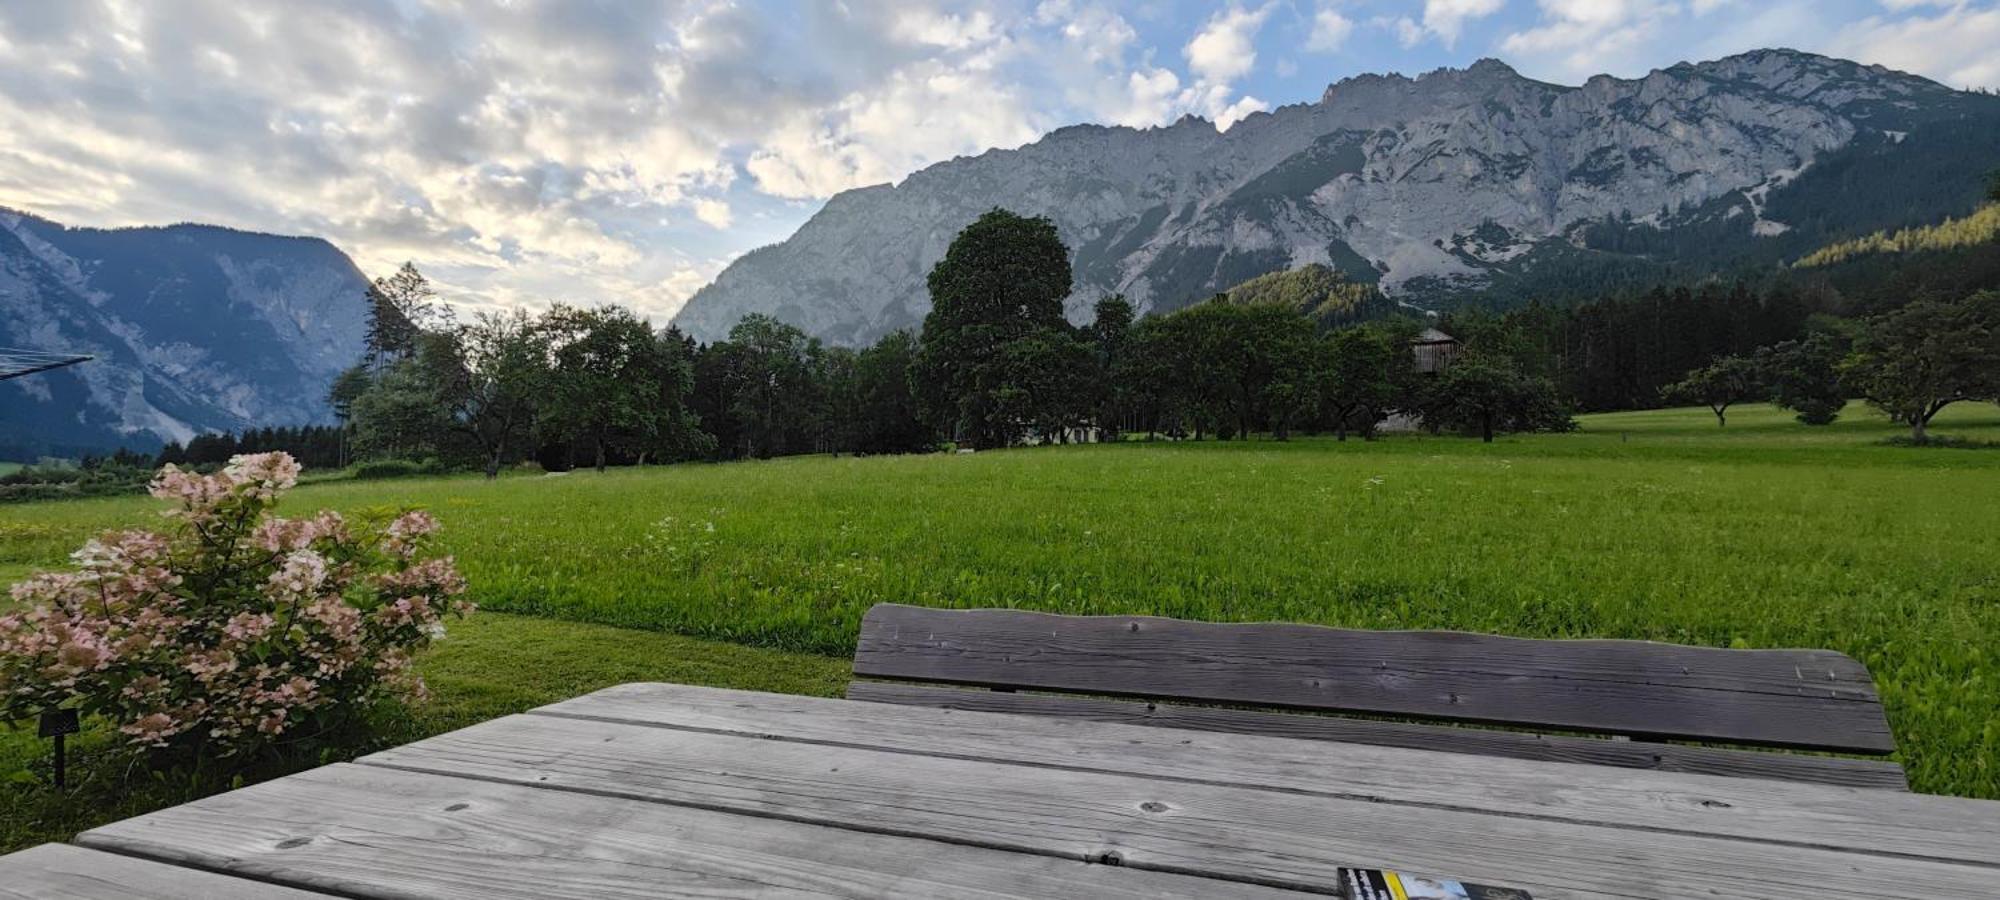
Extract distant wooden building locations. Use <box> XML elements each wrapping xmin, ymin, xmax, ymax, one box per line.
<box><xmin>1379</xmin><ymin>327</ymin><xmax>1459</xmax><ymax>433</ymax></box>
<box><xmin>1410</xmin><ymin>327</ymin><xmax>1459</xmax><ymax>374</ymax></box>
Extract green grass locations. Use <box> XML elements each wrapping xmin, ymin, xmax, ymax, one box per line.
<box><xmin>2</xmin><ymin>400</ymin><xmax>1998</xmax><ymax>820</ymax></box>
<box><xmin>1</xmin><ymin>613</ymin><xmax>848</xmax><ymax>853</ymax></box>
<box><xmin>0</xmin><ymin>463</ymin><xmax>20</xmax><ymax>477</ymax></box>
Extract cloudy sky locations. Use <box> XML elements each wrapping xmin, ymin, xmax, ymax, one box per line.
<box><xmin>1</xmin><ymin>1</ymin><xmax>1995</xmax><ymax>323</ymax></box>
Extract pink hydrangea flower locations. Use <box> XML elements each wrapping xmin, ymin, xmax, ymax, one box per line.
<box><xmin>223</xmin><ymin>612</ymin><xmax>276</xmax><ymax>643</ymax></box>
<box><xmin>225</xmin><ymin>452</ymin><xmax>301</xmax><ymax>499</ymax></box>
<box><xmin>2</xmin><ymin>451</ymin><xmax>469</xmax><ymax>757</ymax></box>
<box><xmin>148</xmin><ymin>465</ymin><xmax>233</xmax><ymax>513</ymax></box>
<box><xmin>120</xmin><ymin>712</ymin><xmax>184</xmax><ymax>746</ymax></box>
<box><xmin>266</xmin><ymin>550</ymin><xmax>330</xmax><ymax>599</ymax></box>
<box><xmin>382</xmin><ymin>510</ymin><xmax>440</xmax><ymax>558</ymax></box>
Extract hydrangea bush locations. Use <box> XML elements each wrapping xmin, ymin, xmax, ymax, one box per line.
<box><xmin>0</xmin><ymin>452</ymin><xmax>471</xmax><ymax>756</ymax></box>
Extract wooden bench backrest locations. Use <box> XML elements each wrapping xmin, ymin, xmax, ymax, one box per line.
<box><xmin>852</xmin><ymin>604</ymin><xmax>1896</xmax><ymax>754</ymax></box>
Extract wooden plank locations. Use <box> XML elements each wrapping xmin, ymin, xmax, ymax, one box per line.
<box><xmin>853</xmin><ymin>603</ymin><xmax>1897</xmax><ymax>752</ymax></box>
<box><xmin>78</xmin><ymin>762</ymin><xmax>1297</xmax><ymax>900</ymax></box>
<box><xmin>846</xmin><ymin>681</ymin><xmax>1910</xmax><ymax>790</ymax></box>
<box><xmin>0</xmin><ymin>843</ymin><xmax>332</xmax><ymax>899</ymax></box>
<box><xmin>536</xmin><ymin>683</ymin><xmax>1996</xmax><ymax>868</ymax></box>
<box><xmin>356</xmin><ymin>708</ymin><xmax>1993</xmax><ymax>899</ymax></box>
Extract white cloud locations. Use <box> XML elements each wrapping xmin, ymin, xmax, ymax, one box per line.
<box><xmin>1500</xmin><ymin>0</ymin><xmax>1675</xmax><ymax>80</ymax></box>
<box><xmin>2</xmin><ymin>0</ymin><xmax>1994</xmax><ymax>327</ymax></box>
<box><xmin>1185</xmin><ymin>5</ymin><xmax>1273</xmax><ymax>83</ymax></box>
<box><xmin>1828</xmin><ymin>2</ymin><xmax>2000</xmax><ymax>90</ymax></box>
<box><xmin>1181</xmin><ymin>4</ymin><xmax>1275</xmax><ymax>129</ymax></box>
<box><xmin>1213</xmin><ymin>94</ymin><xmax>1271</xmax><ymax>127</ymax></box>
<box><xmin>747</xmin><ymin>61</ymin><xmax>1042</xmax><ymax>199</ymax></box>
<box><xmin>888</xmin><ymin>8</ymin><xmax>999</xmax><ymax>49</ymax></box>
<box><xmin>0</xmin><ymin>0</ymin><xmax>766</xmax><ymax>320</ymax></box>
<box><xmin>1689</xmin><ymin>0</ymin><xmax>1825</xmax><ymax>61</ymax></box>
<box><xmin>1399</xmin><ymin>0</ymin><xmax>1507</xmax><ymax>49</ymax></box>
<box><xmin>1114</xmin><ymin>66</ymin><xmax>1184</xmax><ymax>126</ymax></box>
<box><xmin>0</xmin><ymin>0</ymin><xmax>1100</xmax><ymax>320</ymax></box>
<box><xmin>1389</xmin><ymin>16</ymin><xmax>1427</xmax><ymax>46</ymax></box>
<box><xmin>693</xmin><ymin>198</ymin><xmax>733</xmax><ymax>229</ymax></box>
<box><xmin>1307</xmin><ymin>6</ymin><xmax>1356</xmax><ymax>52</ymax></box>
<box><xmin>1035</xmin><ymin>0</ymin><xmax>1138</xmax><ymax>64</ymax></box>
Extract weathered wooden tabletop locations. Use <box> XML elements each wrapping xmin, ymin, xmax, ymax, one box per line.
<box><xmin>7</xmin><ymin>682</ymin><xmax>1999</xmax><ymax>898</ymax></box>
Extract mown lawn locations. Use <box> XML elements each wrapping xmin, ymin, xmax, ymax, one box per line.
<box><xmin>2</xmin><ymin>400</ymin><xmax>1997</xmax><ymax>843</ymax></box>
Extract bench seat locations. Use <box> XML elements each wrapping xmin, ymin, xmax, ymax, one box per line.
<box><xmin>847</xmin><ymin>604</ymin><xmax>1905</xmax><ymax>791</ymax></box>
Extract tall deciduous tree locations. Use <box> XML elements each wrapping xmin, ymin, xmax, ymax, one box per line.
<box><xmin>639</xmin><ymin>327</ymin><xmax>712</xmax><ymax>464</ymax></box>
<box><xmin>1754</xmin><ymin>331</ymin><xmax>1849</xmax><ymax>425</ymax></box>
<box><xmin>362</xmin><ymin>262</ymin><xmax>449</xmax><ymax>369</ymax></box>
<box><xmin>916</xmin><ymin>209</ymin><xmax>1073</xmax><ymax>448</ymax></box>
<box><xmin>853</xmin><ymin>330</ymin><xmax>933</xmax><ymax>454</ymax></box>
<box><xmin>816</xmin><ymin>345</ymin><xmax>860</xmax><ymax>455</ymax></box>
<box><xmin>719</xmin><ymin>314</ymin><xmax>824</xmax><ymax>459</ymax></box>
<box><xmin>1422</xmin><ymin>354</ymin><xmax>1574</xmax><ymax>443</ymax></box>
<box><xmin>326</xmin><ymin>364</ymin><xmax>373</xmax><ymax>467</ymax></box>
<box><xmin>1842</xmin><ymin>291</ymin><xmax>2000</xmax><ymax>441</ymax></box>
<box><xmin>1663</xmin><ymin>355</ymin><xmax>1763</xmax><ymax>427</ymax></box>
<box><xmin>540</xmin><ymin>305</ymin><xmax>697</xmax><ymax>471</ymax></box>
<box><xmin>420</xmin><ymin>309</ymin><xmax>545</xmax><ymax>479</ymax></box>
<box><xmin>991</xmin><ymin>328</ymin><xmax>1097</xmax><ymax>443</ymax></box>
<box><xmin>1317</xmin><ymin>326</ymin><xmax>1401</xmax><ymax>441</ymax></box>
<box><xmin>1087</xmin><ymin>295</ymin><xmax>1135</xmax><ymax>439</ymax></box>
<box><xmin>348</xmin><ymin>359</ymin><xmax>451</xmax><ymax>460</ymax></box>
<box><xmin>1114</xmin><ymin>314</ymin><xmax>1185</xmax><ymax>440</ymax></box>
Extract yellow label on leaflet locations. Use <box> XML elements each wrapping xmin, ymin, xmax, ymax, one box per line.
<box><xmin>1384</xmin><ymin>872</ymin><xmax>1411</xmax><ymax>900</ymax></box>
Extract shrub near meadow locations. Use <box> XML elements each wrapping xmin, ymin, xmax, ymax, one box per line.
<box><xmin>0</xmin><ymin>453</ymin><xmax>470</xmax><ymax>756</ymax></box>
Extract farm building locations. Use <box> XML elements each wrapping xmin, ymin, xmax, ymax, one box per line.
<box><xmin>1379</xmin><ymin>328</ymin><xmax>1459</xmax><ymax>433</ymax></box>
<box><xmin>1410</xmin><ymin>327</ymin><xmax>1459</xmax><ymax>373</ymax></box>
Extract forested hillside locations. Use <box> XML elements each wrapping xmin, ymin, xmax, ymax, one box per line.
<box><xmin>1797</xmin><ymin>203</ymin><xmax>2000</xmax><ymax>268</ymax></box>
<box><xmin>1216</xmin><ymin>264</ymin><xmax>1395</xmax><ymax>325</ymax></box>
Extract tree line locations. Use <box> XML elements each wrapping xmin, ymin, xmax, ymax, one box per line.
<box><xmin>318</xmin><ymin>211</ymin><xmax>1582</xmax><ymax>479</ymax></box>
<box><xmin>207</xmin><ymin>199</ymin><xmax>2000</xmax><ymax>477</ymax></box>
<box><xmin>157</xmin><ymin>425</ymin><xmax>346</xmax><ymax>470</ymax></box>
<box><xmin>1664</xmin><ymin>290</ymin><xmax>2000</xmax><ymax>439</ymax></box>
<box><xmin>1453</xmin><ymin>282</ymin><xmax>1819</xmax><ymax>414</ymax></box>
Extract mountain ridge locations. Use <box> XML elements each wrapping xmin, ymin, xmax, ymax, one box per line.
<box><xmin>0</xmin><ymin>207</ymin><xmax>370</xmax><ymax>459</ymax></box>
<box><xmin>674</xmin><ymin>48</ymin><xmax>1998</xmax><ymax>344</ymax></box>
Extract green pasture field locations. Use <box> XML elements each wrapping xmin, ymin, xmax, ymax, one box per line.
<box><xmin>3</xmin><ymin>401</ymin><xmax>1997</xmax><ymax>838</ymax></box>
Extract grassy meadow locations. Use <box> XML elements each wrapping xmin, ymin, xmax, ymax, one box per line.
<box><xmin>3</xmin><ymin>400</ymin><xmax>1998</xmax><ymax>845</ymax></box>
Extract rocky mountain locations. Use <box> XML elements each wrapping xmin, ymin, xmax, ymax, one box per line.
<box><xmin>0</xmin><ymin>209</ymin><xmax>369</xmax><ymax>459</ymax></box>
<box><xmin>675</xmin><ymin>49</ymin><xmax>2000</xmax><ymax>344</ymax></box>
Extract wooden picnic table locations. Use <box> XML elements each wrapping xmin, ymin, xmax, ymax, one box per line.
<box><xmin>7</xmin><ymin>681</ymin><xmax>1999</xmax><ymax>898</ymax></box>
